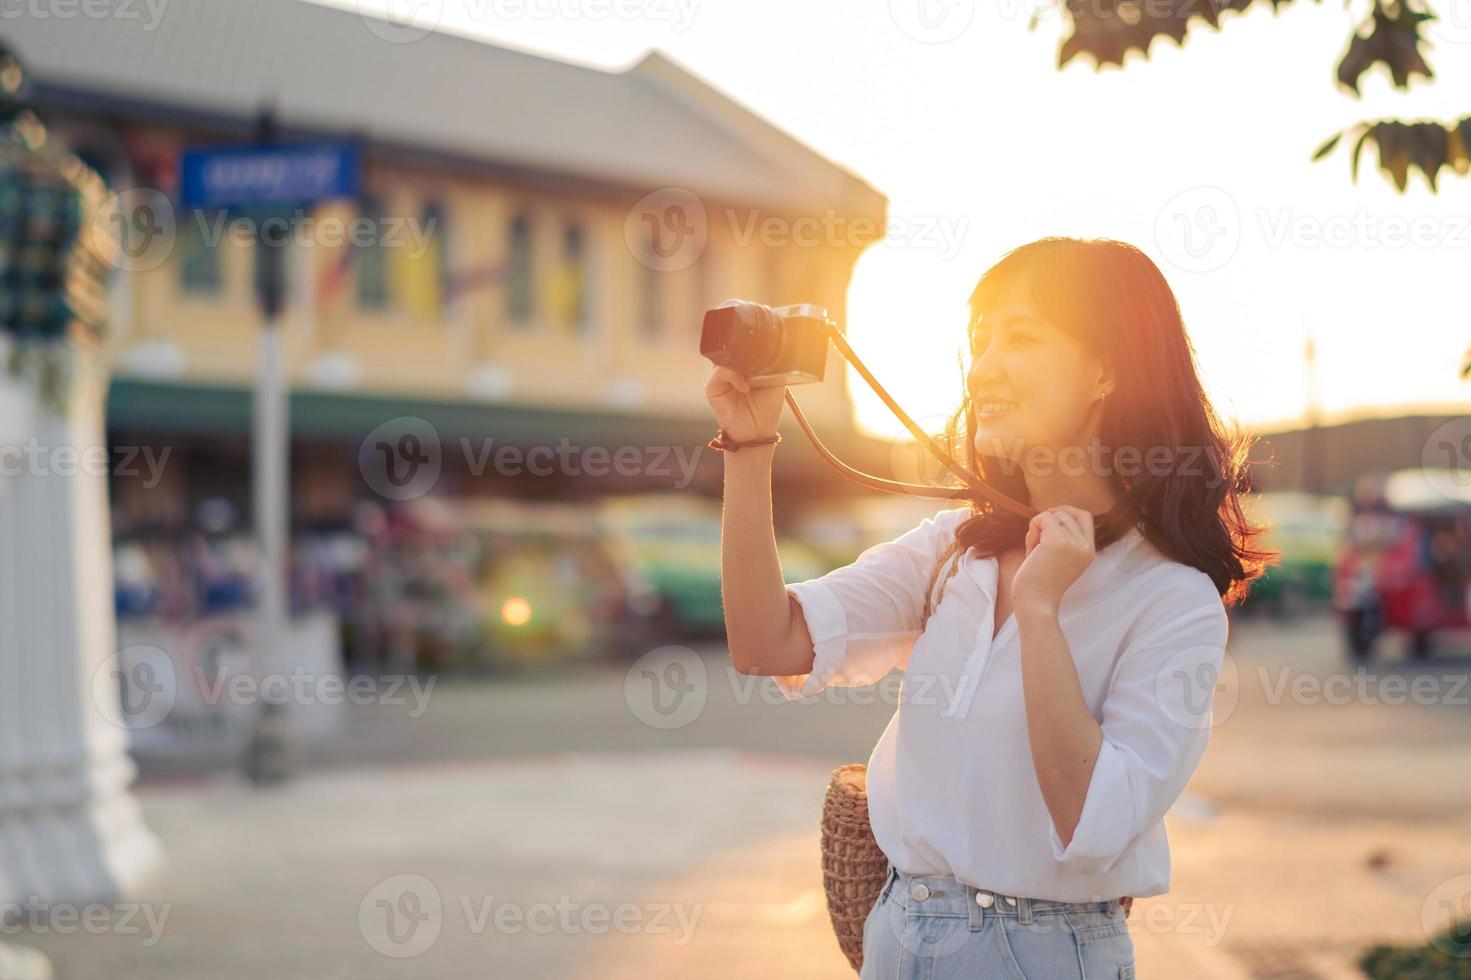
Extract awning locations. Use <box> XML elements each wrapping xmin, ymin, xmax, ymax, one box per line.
<box><xmin>106</xmin><ymin>378</ymin><xmax>899</xmax><ymax>498</ymax></box>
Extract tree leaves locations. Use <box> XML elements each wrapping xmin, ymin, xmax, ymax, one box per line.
<box><xmin>1311</xmin><ymin>131</ymin><xmax>1341</xmax><ymax>161</ymax></box>
<box><xmin>1314</xmin><ymin>117</ymin><xmax>1471</xmax><ymax>192</ymax></box>
<box><xmin>1336</xmin><ymin>3</ymin><xmax>1434</xmax><ymax>95</ymax></box>
<box><xmin>1056</xmin><ymin>0</ymin><xmax>1296</xmax><ymax>69</ymax></box>
<box><xmin>1044</xmin><ymin>0</ymin><xmax>1466</xmax><ymax>192</ymax></box>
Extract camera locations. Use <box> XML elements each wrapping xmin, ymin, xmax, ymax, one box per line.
<box><xmin>699</xmin><ymin>299</ymin><xmax>832</xmax><ymax>387</ymax></box>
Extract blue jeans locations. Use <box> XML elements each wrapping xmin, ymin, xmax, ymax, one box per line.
<box><xmin>860</xmin><ymin>865</ymin><xmax>1137</xmax><ymax>979</ymax></box>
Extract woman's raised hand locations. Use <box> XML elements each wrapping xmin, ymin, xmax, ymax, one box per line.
<box><xmin>704</xmin><ymin>367</ymin><xmax>786</xmax><ymax>443</ymax></box>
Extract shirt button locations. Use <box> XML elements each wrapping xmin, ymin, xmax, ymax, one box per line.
<box><xmin>910</xmin><ymin>882</ymin><xmax>930</xmax><ymax>902</ymax></box>
<box><xmin>975</xmin><ymin>891</ymin><xmax>994</xmax><ymax>908</ymax></box>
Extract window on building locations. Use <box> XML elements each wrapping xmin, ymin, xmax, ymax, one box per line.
<box><xmin>178</xmin><ymin>208</ymin><xmax>223</xmax><ymax>295</ymax></box>
<box><xmin>355</xmin><ymin>196</ymin><xmax>389</xmax><ymax>311</ymax></box>
<box><xmin>558</xmin><ymin>222</ymin><xmax>588</xmax><ymax>334</ymax></box>
<box><xmin>424</xmin><ymin>202</ymin><xmax>449</xmax><ymax>289</ymax></box>
<box><xmin>506</xmin><ymin>211</ymin><xmax>534</xmax><ymax>325</ymax></box>
<box><xmin>401</xmin><ymin>201</ymin><xmax>447</xmax><ymax>321</ymax></box>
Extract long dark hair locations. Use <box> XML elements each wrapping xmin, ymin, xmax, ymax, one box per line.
<box><xmin>920</xmin><ymin>237</ymin><xmax>1277</xmax><ymax>620</ymax></box>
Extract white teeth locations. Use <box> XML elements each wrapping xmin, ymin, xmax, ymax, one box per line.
<box><xmin>978</xmin><ymin>402</ymin><xmax>1015</xmax><ymax>413</ymax></box>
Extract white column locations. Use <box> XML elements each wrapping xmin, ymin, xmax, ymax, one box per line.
<box><xmin>0</xmin><ymin>341</ymin><xmax>162</xmax><ymax>906</ymax></box>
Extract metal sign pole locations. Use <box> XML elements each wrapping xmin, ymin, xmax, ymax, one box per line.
<box><xmin>246</xmin><ymin>109</ymin><xmax>295</xmax><ymax>783</ymax></box>
<box><xmin>178</xmin><ymin>120</ymin><xmax>359</xmax><ymax>783</ymax></box>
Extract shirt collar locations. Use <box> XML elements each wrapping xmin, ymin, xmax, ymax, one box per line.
<box><xmin>959</xmin><ymin>522</ymin><xmax>1152</xmax><ymax>601</ymax></box>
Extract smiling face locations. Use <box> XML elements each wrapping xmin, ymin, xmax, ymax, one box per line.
<box><xmin>967</xmin><ymin>277</ymin><xmax>1113</xmax><ymax>459</ymax></box>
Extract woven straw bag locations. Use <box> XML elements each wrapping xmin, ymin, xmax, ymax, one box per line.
<box><xmin>820</xmin><ymin>763</ymin><xmax>889</xmax><ymax>973</ymax></box>
<box><xmin>819</xmin><ymin>764</ymin><xmax>1138</xmax><ymax>972</ymax></box>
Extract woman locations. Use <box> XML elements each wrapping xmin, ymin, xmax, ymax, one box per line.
<box><xmin>707</xmin><ymin>237</ymin><xmax>1276</xmax><ymax>978</ymax></box>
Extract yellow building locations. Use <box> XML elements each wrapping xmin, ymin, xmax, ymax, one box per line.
<box><xmin>6</xmin><ymin>0</ymin><xmax>888</xmax><ymax>523</ymax></box>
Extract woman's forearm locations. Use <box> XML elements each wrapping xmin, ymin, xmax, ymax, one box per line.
<box><xmin>719</xmin><ymin>445</ymin><xmax>812</xmax><ymax>676</ymax></box>
<box><xmin>1016</xmin><ymin>602</ymin><xmax>1103</xmax><ymax>847</ymax></box>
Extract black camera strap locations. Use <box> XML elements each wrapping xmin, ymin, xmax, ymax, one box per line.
<box><xmin>781</xmin><ymin>322</ymin><xmax>1040</xmax><ymax>520</ymax></box>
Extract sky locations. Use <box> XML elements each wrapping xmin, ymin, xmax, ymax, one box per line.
<box><xmin>325</xmin><ymin>0</ymin><xmax>1470</xmax><ymax>438</ymax></box>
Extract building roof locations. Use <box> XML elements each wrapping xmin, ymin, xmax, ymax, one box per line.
<box><xmin>2</xmin><ymin>0</ymin><xmax>885</xmax><ymax>216</ymax></box>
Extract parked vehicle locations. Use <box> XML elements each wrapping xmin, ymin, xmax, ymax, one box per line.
<box><xmin>453</xmin><ymin>498</ymin><xmax>640</xmax><ymax>667</ymax></box>
<box><xmin>322</xmin><ymin>498</ymin><xmax>635</xmax><ymax>672</ymax></box>
<box><xmin>1332</xmin><ymin>468</ymin><xmax>1471</xmax><ymax>662</ymax></box>
<box><xmin>794</xmin><ymin>496</ymin><xmax>955</xmax><ymax>568</ymax></box>
<box><xmin>597</xmin><ymin>494</ymin><xmax>829</xmax><ymax>638</ymax></box>
<box><xmin>1239</xmin><ymin>491</ymin><xmax>1348</xmax><ymax>619</ymax></box>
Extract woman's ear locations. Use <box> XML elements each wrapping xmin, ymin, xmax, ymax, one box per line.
<box><xmin>1094</xmin><ymin>359</ymin><xmax>1116</xmax><ymax>401</ymax></box>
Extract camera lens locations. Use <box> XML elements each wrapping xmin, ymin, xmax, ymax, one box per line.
<box><xmin>701</xmin><ymin>300</ymin><xmax>783</xmax><ymax>376</ymax></box>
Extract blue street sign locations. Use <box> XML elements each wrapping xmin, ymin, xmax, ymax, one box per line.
<box><xmin>180</xmin><ymin>142</ymin><xmax>360</xmax><ymax>209</ymax></box>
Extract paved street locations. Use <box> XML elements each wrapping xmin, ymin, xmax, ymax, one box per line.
<box><xmin>11</xmin><ymin>612</ymin><xmax>1471</xmax><ymax>979</ymax></box>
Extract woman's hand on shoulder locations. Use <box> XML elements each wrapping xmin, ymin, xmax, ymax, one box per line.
<box><xmin>1011</xmin><ymin>505</ymin><xmax>1097</xmax><ymax>618</ymax></box>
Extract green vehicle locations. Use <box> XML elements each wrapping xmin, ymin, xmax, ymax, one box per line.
<box><xmin>598</xmin><ymin>495</ymin><xmax>829</xmax><ymax>636</ymax></box>
<box><xmin>793</xmin><ymin>497</ymin><xmax>959</xmax><ymax>569</ymax></box>
<box><xmin>1240</xmin><ymin>491</ymin><xmax>1349</xmax><ymax>617</ymax></box>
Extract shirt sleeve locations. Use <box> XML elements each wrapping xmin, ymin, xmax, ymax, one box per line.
<box><xmin>1047</xmin><ymin>572</ymin><xmax>1230</xmax><ymax>873</ymax></box>
<box><xmin>772</xmin><ymin>506</ymin><xmax>968</xmax><ymax>701</ymax></box>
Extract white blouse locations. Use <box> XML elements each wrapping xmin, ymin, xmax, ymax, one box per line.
<box><xmin>775</xmin><ymin>505</ymin><xmax>1228</xmax><ymax>902</ymax></box>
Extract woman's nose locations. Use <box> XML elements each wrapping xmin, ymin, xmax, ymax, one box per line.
<box><xmin>968</xmin><ymin>345</ymin><xmax>1003</xmax><ymax>393</ymax></box>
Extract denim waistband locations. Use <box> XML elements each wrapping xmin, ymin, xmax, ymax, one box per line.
<box><xmin>881</xmin><ymin>865</ymin><xmax>1125</xmax><ymax>925</ymax></box>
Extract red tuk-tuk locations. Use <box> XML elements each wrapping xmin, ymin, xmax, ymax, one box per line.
<box><xmin>1333</xmin><ymin>468</ymin><xmax>1471</xmax><ymax>661</ymax></box>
